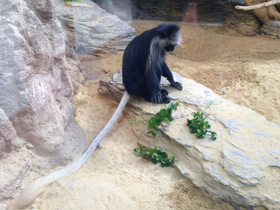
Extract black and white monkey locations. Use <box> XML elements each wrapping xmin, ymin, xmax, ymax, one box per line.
<box><xmin>123</xmin><ymin>23</ymin><xmax>183</xmax><ymax>103</ymax></box>
<box><xmin>12</xmin><ymin>24</ymin><xmax>182</xmax><ymax>209</ymax></box>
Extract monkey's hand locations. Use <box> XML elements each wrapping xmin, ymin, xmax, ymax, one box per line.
<box><xmin>151</xmin><ymin>91</ymin><xmax>170</xmax><ymax>104</ymax></box>
<box><xmin>171</xmin><ymin>81</ymin><xmax>183</xmax><ymax>90</ymax></box>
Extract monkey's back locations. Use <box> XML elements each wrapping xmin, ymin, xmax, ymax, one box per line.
<box><xmin>122</xmin><ymin>29</ymin><xmax>156</xmax><ymax>95</ymax></box>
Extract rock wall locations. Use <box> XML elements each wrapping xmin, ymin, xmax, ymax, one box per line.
<box><xmin>0</xmin><ymin>0</ymin><xmax>87</xmax><ymax>208</ymax></box>
<box><xmin>260</xmin><ymin>21</ymin><xmax>280</xmax><ymax>39</ymax></box>
<box><xmin>0</xmin><ymin>0</ymin><xmax>87</xmax><ymax>162</ymax></box>
<box><xmin>134</xmin><ymin>0</ymin><xmax>226</xmax><ymax>23</ymax></box>
<box><xmin>0</xmin><ymin>109</ymin><xmax>21</xmax><ymax>158</ymax></box>
<box><xmin>136</xmin><ymin>0</ymin><xmax>188</xmax><ymax>21</ymax></box>
<box><xmin>99</xmin><ymin>70</ymin><xmax>280</xmax><ymax>210</ymax></box>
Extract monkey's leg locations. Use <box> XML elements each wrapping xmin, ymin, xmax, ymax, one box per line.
<box><xmin>145</xmin><ymin>70</ymin><xmax>170</xmax><ymax>103</ymax></box>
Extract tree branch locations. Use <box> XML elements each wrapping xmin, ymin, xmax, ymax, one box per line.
<box><xmin>235</xmin><ymin>0</ymin><xmax>280</xmax><ymax>11</ymax></box>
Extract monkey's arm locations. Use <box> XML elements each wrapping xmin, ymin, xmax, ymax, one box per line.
<box><xmin>162</xmin><ymin>62</ymin><xmax>183</xmax><ymax>90</ymax></box>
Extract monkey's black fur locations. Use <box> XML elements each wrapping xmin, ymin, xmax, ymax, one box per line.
<box><xmin>122</xmin><ymin>24</ymin><xmax>183</xmax><ymax>104</ymax></box>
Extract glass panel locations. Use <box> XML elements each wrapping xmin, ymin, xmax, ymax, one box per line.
<box><xmin>1</xmin><ymin>1</ymin><xmax>279</xmax><ymax>210</ymax></box>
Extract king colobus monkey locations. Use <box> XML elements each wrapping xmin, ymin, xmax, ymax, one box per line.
<box><xmin>123</xmin><ymin>23</ymin><xmax>183</xmax><ymax>103</ymax></box>
<box><xmin>11</xmin><ymin>24</ymin><xmax>182</xmax><ymax>209</ymax></box>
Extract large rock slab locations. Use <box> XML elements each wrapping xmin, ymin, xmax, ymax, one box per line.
<box><xmin>99</xmin><ymin>70</ymin><xmax>280</xmax><ymax>210</ymax></box>
<box><xmin>55</xmin><ymin>0</ymin><xmax>136</xmax><ymax>54</ymax></box>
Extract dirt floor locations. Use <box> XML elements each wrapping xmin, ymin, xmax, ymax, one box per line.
<box><xmin>30</xmin><ymin>21</ymin><xmax>280</xmax><ymax>210</ymax></box>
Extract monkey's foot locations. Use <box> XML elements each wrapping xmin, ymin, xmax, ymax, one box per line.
<box><xmin>151</xmin><ymin>91</ymin><xmax>170</xmax><ymax>104</ymax></box>
<box><xmin>161</xmin><ymin>89</ymin><xmax>169</xmax><ymax>96</ymax></box>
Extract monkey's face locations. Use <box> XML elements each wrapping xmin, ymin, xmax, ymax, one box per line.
<box><xmin>164</xmin><ymin>44</ymin><xmax>176</xmax><ymax>52</ymax></box>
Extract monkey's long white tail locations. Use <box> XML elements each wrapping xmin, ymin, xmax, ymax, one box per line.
<box><xmin>11</xmin><ymin>91</ymin><xmax>130</xmax><ymax>210</ymax></box>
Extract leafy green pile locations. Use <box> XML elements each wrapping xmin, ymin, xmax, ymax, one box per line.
<box><xmin>134</xmin><ymin>143</ymin><xmax>175</xmax><ymax>167</ymax></box>
<box><xmin>187</xmin><ymin>101</ymin><xmax>217</xmax><ymax>140</ymax></box>
<box><xmin>148</xmin><ymin>102</ymin><xmax>179</xmax><ymax>136</ymax></box>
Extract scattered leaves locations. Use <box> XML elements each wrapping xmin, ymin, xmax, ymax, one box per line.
<box><xmin>187</xmin><ymin>101</ymin><xmax>217</xmax><ymax>140</ymax></box>
<box><xmin>148</xmin><ymin>102</ymin><xmax>179</xmax><ymax>136</ymax></box>
<box><xmin>134</xmin><ymin>143</ymin><xmax>175</xmax><ymax>167</ymax></box>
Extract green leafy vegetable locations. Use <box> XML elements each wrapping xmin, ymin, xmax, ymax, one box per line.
<box><xmin>187</xmin><ymin>101</ymin><xmax>217</xmax><ymax>140</ymax></box>
<box><xmin>148</xmin><ymin>102</ymin><xmax>179</xmax><ymax>137</ymax></box>
<box><xmin>134</xmin><ymin>143</ymin><xmax>175</xmax><ymax>167</ymax></box>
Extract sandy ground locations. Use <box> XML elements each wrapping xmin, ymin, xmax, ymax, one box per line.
<box><xmin>29</xmin><ymin>21</ymin><xmax>280</xmax><ymax>209</ymax></box>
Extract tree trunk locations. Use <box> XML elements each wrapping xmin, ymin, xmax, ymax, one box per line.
<box><xmin>238</xmin><ymin>0</ymin><xmax>280</xmax><ymax>22</ymax></box>
<box><xmin>268</xmin><ymin>0</ymin><xmax>280</xmax><ymax>20</ymax></box>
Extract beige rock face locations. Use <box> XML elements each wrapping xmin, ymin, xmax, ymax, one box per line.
<box><xmin>99</xmin><ymin>70</ymin><xmax>280</xmax><ymax>210</ymax></box>
<box><xmin>55</xmin><ymin>0</ymin><xmax>136</xmax><ymax>54</ymax></box>
<box><xmin>0</xmin><ymin>0</ymin><xmax>87</xmax><ymax>161</ymax></box>
<box><xmin>0</xmin><ymin>0</ymin><xmax>87</xmax><ymax>208</ymax></box>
